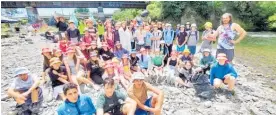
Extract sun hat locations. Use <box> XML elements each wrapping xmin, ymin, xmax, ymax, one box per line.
<box><xmin>160</xmin><ymin>40</ymin><xmax>165</xmax><ymax>44</ymax></box>
<box><xmin>186</xmin><ymin>22</ymin><xmax>191</xmax><ymax>25</ymax></box>
<box><xmin>122</xmin><ymin>54</ymin><xmax>129</xmax><ymax>59</ymax></box>
<box><xmin>14</xmin><ymin>67</ymin><xmax>30</xmax><ymax>77</ymax></box>
<box><xmin>166</xmin><ymin>23</ymin><xmax>171</xmax><ymax>27</ymax></box>
<box><xmin>183</xmin><ymin>49</ymin><xmax>191</xmax><ymax>54</ymax></box>
<box><xmin>68</xmin><ymin>20</ymin><xmax>74</xmax><ymax>24</ymax></box>
<box><xmin>180</xmin><ymin>25</ymin><xmax>185</xmax><ymax>28</ymax></box>
<box><xmin>104</xmin><ymin>61</ymin><xmax>114</xmax><ymax>69</ymax></box>
<box><xmin>41</xmin><ymin>48</ymin><xmax>51</xmax><ymax>55</ymax></box>
<box><xmin>217</xmin><ymin>53</ymin><xmax>228</xmax><ymax>60</ymax></box>
<box><xmin>85</xmin><ymin>19</ymin><xmax>93</xmax><ymax>24</ymax></box>
<box><xmin>53</xmin><ymin>48</ymin><xmax>62</xmax><ymax>54</ymax></box>
<box><xmin>132</xmin><ymin>72</ymin><xmax>145</xmax><ymax>82</ymax></box>
<box><xmin>203</xmin><ymin>49</ymin><xmax>211</xmax><ymax>53</ymax></box>
<box><xmin>90</xmin><ymin>51</ymin><xmax>98</xmax><ymax>57</ymax></box>
<box><xmin>101</xmin><ymin>42</ymin><xmax>108</xmax><ymax>47</ymax></box>
<box><xmin>177</xmin><ymin>24</ymin><xmax>180</xmax><ymax>27</ymax></box>
<box><xmin>50</xmin><ymin>57</ymin><xmax>62</xmax><ymax>66</ymax></box>
<box><xmin>130</xmin><ymin>49</ymin><xmax>137</xmax><ymax>54</ymax></box>
<box><xmin>204</xmin><ymin>22</ymin><xmax>212</xmax><ymax>28</ymax></box>
<box><xmin>91</xmin><ymin>41</ymin><xmax>97</xmax><ymax>45</ymax></box>
<box><xmin>115</xmin><ymin>41</ymin><xmax>121</xmax><ymax>46</ymax></box>
<box><xmin>191</xmin><ymin>23</ymin><xmax>197</xmax><ymax>27</ymax></box>
<box><xmin>140</xmin><ymin>47</ymin><xmax>146</xmax><ymax>52</ymax></box>
<box><xmin>66</xmin><ymin>47</ymin><xmax>75</xmax><ymax>53</ymax></box>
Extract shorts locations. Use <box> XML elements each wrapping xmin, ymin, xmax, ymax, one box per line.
<box><xmin>144</xmin><ymin>46</ymin><xmax>151</xmax><ymax>49</ymax></box>
<box><xmin>135</xmin><ymin>97</ymin><xmax>152</xmax><ymax>115</ymax></box>
<box><xmin>188</xmin><ymin>46</ymin><xmax>196</xmax><ymax>55</ymax></box>
<box><xmin>53</xmin><ymin>85</ymin><xmax>65</xmax><ymax>99</ymax></box>
<box><xmin>177</xmin><ymin>45</ymin><xmax>185</xmax><ymax>52</ymax></box>
<box><xmin>216</xmin><ymin>49</ymin><xmax>234</xmax><ymax>62</ymax></box>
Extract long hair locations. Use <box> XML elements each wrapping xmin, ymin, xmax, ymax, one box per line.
<box><xmin>184</xmin><ymin>61</ymin><xmax>193</xmax><ymax>74</ymax></box>
<box><xmin>73</xmin><ymin>54</ymin><xmax>77</xmax><ymax>65</ymax></box>
<box><xmin>43</xmin><ymin>55</ymin><xmax>52</xmax><ymax>68</ymax></box>
<box><xmin>220</xmin><ymin>13</ymin><xmax>233</xmax><ymax>25</ymax></box>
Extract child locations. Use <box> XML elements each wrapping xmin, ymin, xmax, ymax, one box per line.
<box><xmin>151</xmin><ymin>49</ymin><xmax>165</xmax><ymax>83</ymax></box>
<box><xmin>144</xmin><ymin>26</ymin><xmax>153</xmax><ymax>53</ymax></box>
<box><xmin>175</xmin><ymin>61</ymin><xmax>195</xmax><ymax>87</ymax></box>
<box><xmin>130</xmin><ymin>50</ymin><xmax>140</xmax><ymax>72</ymax></box>
<box><xmin>121</xmin><ymin>54</ymin><xmax>132</xmax><ymax>82</ymax></box>
<box><xmin>197</xmin><ymin>49</ymin><xmax>216</xmax><ymax>74</ymax></box>
<box><xmin>176</xmin><ymin>25</ymin><xmax>188</xmax><ymax>53</ymax></box>
<box><xmin>180</xmin><ymin>48</ymin><xmax>193</xmax><ymax>62</ymax></box>
<box><xmin>66</xmin><ymin>20</ymin><xmax>81</xmax><ymax>43</ymax></box>
<box><xmin>186</xmin><ymin>23</ymin><xmax>199</xmax><ymax>56</ymax></box>
<box><xmin>200</xmin><ymin>22</ymin><xmax>216</xmax><ymax>53</ymax></box>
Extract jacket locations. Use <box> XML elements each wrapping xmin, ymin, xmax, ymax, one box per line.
<box><xmin>57</xmin><ymin>95</ymin><xmax>96</xmax><ymax>115</ymax></box>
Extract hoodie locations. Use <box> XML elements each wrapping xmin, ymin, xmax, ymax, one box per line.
<box><xmin>210</xmin><ymin>62</ymin><xmax>238</xmax><ymax>85</ymax></box>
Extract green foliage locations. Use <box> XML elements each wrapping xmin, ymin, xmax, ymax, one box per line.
<box><xmin>20</xmin><ymin>19</ymin><xmax>28</xmax><ymax>25</ymax></box>
<box><xmin>268</xmin><ymin>14</ymin><xmax>276</xmax><ymax>31</ymax></box>
<box><xmin>112</xmin><ymin>9</ymin><xmax>142</xmax><ymax>21</ymax></box>
<box><xmin>74</xmin><ymin>8</ymin><xmax>89</xmax><ymax>14</ymax></box>
<box><xmin>146</xmin><ymin>1</ymin><xmax>162</xmax><ymax>20</ymax></box>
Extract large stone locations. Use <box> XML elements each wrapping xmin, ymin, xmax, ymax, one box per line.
<box><xmin>204</xmin><ymin>101</ymin><xmax>212</xmax><ymax>108</ymax></box>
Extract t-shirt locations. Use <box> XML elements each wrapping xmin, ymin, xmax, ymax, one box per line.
<box><xmin>10</xmin><ymin>74</ymin><xmax>36</xmax><ymax>91</ymax></box>
<box><xmin>177</xmin><ymin>31</ymin><xmax>187</xmax><ymax>45</ymax></box>
<box><xmin>96</xmin><ymin>90</ymin><xmax>126</xmax><ymax>112</ymax></box>
<box><xmin>48</xmin><ymin>67</ymin><xmax>67</xmax><ymax>87</ymax></box>
<box><xmin>98</xmin><ymin>48</ymin><xmax>114</xmax><ymax>61</ymax></box>
<box><xmin>97</xmin><ymin>24</ymin><xmax>105</xmax><ymax>35</ymax></box>
<box><xmin>152</xmin><ymin>55</ymin><xmax>164</xmax><ymax>66</ymax></box>
<box><xmin>87</xmin><ymin>61</ymin><xmax>104</xmax><ymax>76</ymax></box>
<box><xmin>187</xmin><ymin>31</ymin><xmax>199</xmax><ymax>46</ymax></box>
<box><xmin>88</xmin><ymin>27</ymin><xmax>98</xmax><ymax>39</ymax></box>
<box><xmin>67</xmin><ymin>28</ymin><xmax>81</xmax><ymax>41</ymax></box>
<box><xmin>113</xmin><ymin>30</ymin><xmax>120</xmax><ymax>43</ymax></box>
<box><xmin>56</xmin><ymin>21</ymin><xmax>68</xmax><ymax>32</ymax></box>
<box><xmin>127</xmin><ymin>82</ymin><xmax>149</xmax><ymax>104</ymax></box>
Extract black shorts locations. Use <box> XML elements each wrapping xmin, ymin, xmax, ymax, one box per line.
<box><xmin>144</xmin><ymin>46</ymin><xmax>151</xmax><ymax>49</ymax></box>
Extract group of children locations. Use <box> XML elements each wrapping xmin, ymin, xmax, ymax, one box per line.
<box><xmin>7</xmin><ymin>14</ymin><xmax>243</xmax><ymax>115</ymax></box>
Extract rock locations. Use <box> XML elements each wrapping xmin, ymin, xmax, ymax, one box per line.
<box><xmin>244</xmin><ymin>95</ymin><xmax>252</xmax><ymax>102</ymax></box>
<box><xmin>25</xmin><ymin>38</ymin><xmax>33</xmax><ymax>42</ymax></box>
<box><xmin>252</xmin><ymin>96</ymin><xmax>258</xmax><ymax>102</ymax></box>
<box><xmin>204</xmin><ymin>101</ymin><xmax>212</xmax><ymax>108</ymax></box>
<box><xmin>174</xmin><ymin>109</ymin><xmax>192</xmax><ymax>115</ymax></box>
<box><xmin>267</xmin><ymin>107</ymin><xmax>276</xmax><ymax>114</ymax></box>
<box><xmin>250</xmin><ymin>107</ymin><xmax>263</xmax><ymax>115</ymax></box>
<box><xmin>2</xmin><ymin>43</ymin><xmax>13</xmax><ymax>47</ymax></box>
<box><xmin>1</xmin><ymin>95</ymin><xmax>9</xmax><ymax>101</ymax></box>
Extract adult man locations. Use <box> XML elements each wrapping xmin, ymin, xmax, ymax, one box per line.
<box><xmin>57</xmin><ymin>83</ymin><xmax>96</xmax><ymax>115</ymax></box>
<box><xmin>127</xmin><ymin>72</ymin><xmax>164</xmax><ymax>115</ymax></box>
<box><xmin>213</xmin><ymin>13</ymin><xmax>247</xmax><ymax>63</ymax></box>
<box><xmin>7</xmin><ymin>67</ymin><xmax>43</xmax><ymax>115</ymax></box>
<box><xmin>210</xmin><ymin>53</ymin><xmax>238</xmax><ymax>98</ymax></box>
<box><xmin>96</xmin><ymin>78</ymin><xmax>137</xmax><ymax>115</ymax></box>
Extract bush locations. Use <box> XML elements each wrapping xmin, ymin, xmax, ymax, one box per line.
<box><xmin>268</xmin><ymin>14</ymin><xmax>276</xmax><ymax>31</ymax></box>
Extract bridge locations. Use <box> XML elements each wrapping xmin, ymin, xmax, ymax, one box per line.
<box><xmin>1</xmin><ymin>1</ymin><xmax>147</xmax><ymax>9</ymax></box>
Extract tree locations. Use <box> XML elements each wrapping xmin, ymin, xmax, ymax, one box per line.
<box><xmin>146</xmin><ymin>1</ymin><xmax>162</xmax><ymax>20</ymax></box>
<box><xmin>74</xmin><ymin>8</ymin><xmax>89</xmax><ymax>14</ymax></box>
<box><xmin>112</xmin><ymin>9</ymin><xmax>142</xmax><ymax>21</ymax></box>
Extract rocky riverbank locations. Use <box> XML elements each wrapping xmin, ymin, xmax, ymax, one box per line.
<box><xmin>1</xmin><ymin>35</ymin><xmax>276</xmax><ymax>115</ymax></box>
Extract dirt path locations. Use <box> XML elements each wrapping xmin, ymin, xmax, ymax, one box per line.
<box><xmin>1</xmin><ymin>35</ymin><xmax>276</xmax><ymax>115</ymax></box>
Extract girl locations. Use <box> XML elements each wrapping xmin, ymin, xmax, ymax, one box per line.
<box><xmin>98</xmin><ymin>42</ymin><xmax>114</xmax><ymax>61</ymax></box>
<box><xmin>121</xmin><ymin>54</ymin><xmax>132</xmax><ymax>82</ymax></box>
<box><xmin>197</xmin><ymin>49</ymin><xmax>216</xmax><ymax>74</ymax></box>
<box><xmin>119</xmin><ymin>21</ymin><xmax>132</xmax><ymax>52</ymax></box>
<box><xmin>63</xmin><ymin>47</ymin><xmax>100</xmax><ymax>91</ymax></box>
<box><xmin>87</xmin><ymin>52</ymin><xmax>105</xmax><ymax>85</ymax></box>
<box><xmin>41</xmin><ymin>48</ymin><xmax>52</xmax><ymax>82</ymax></box>
<box><xmin>104</xmin><ymin>27</ymin><xmax>114</xmax><ymax>51</ymax></box>
<box><xmin>176</xmin><ymin>25</ymin><xmax>188</xmax><ymax>53</ymax></box>
<box><xmin>200</xmin><ymin>22</ymin><xmax>216</xmax><ymax>53</ymax></box>
<box><xmin>134</xmin><ymin>25</ymin><xmax>146</xmax><ymax>51</ymax></box>
<box><xmin>130</xmin><ymin>50</ymin><xmax>140</xmax><ymax>72</ymax></box>
<box><xmin>81</xmin><ymin>28</ymin><xmax>93</xmax><ymax>45</ymax></box>
<box><xmin>175</xmin><ymin>61</ymin><xmax>195</xmax><ymax>87</ymax></box>
<box><xmin>138</xmin><ymin>48</ymin><xmax>151</xmax><ymax>76</ymax></box>
<box><xmin>151</xmin><ymin>24</ymin><xmax>162</xmax><ymax>52</ymax></box>
<box><xmin>53</xmin><ymin>48</ymin><xmax>64</xmax><ymax>66</ymax></box>
<box><xmin>180</xmin><ymin>48</ymin><xmax>193</xmax><ymax>62</ymax></box>
<box><xmin>164</xmin><ymin>51</ymin><xmax>179</xmax><ymax>84</ymax></box>
<box><xmin>151</xmin><ymin>49</ymin><xmax>165</xmax><ymax>83</ymax></box>
<box><xmin>186</xmin><ymin>23</ymin><xmax>199</xmax><ymax>56</ymax></box>
<box><xmin>114</xmin><ymin>41</ymin><xmax>129</xmax><ymax>59</ymax></box>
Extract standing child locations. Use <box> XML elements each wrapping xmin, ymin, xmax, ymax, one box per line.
<box><xmin>176</xmin><ymin>25</ymin><xmax>188</xmax><ymax>53</ymax></box>
<box><xmin>186</xmin><ymin>23</ymin><xmax>199</xmax><ymax>56</ymax></box>
<box><xmin>144</xmin><ymin>26</ymin><xmax>153</xmax><ymax>53</ymax></box>
<box><xmin>66</xmin><ymin>20</ymin><xmax>81</xmax><ymax>43</ymax></box>
<box><xmin>152</xmin><ymin>24</ymin><xmax>163</xmax><ymax>52</ymax></box>
<box><xmin>200</xmin><ymin>22</ymin><xmax>216</xmax><ymax>53</ymax></box>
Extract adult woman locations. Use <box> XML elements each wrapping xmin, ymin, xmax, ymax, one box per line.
<box><xmin>41</xmin><ymin>48</ymin><xmax>52</xmax><ymax>82</ymax></box>
<box><xmin>199</xmin><ymin>22</ymin><xmax>216</xmax><ymax>53</ymax></box>
<box><xmin>214</xmin><ymin>13</ymin><xmax>247</xmax><ymax>63</ymax></box>
<box><xmin>119</xmin><ymin>21</ymin><xmax>132</xmax><ymax>52</ymax></box>
<box><xmin>87</xmin><ymin>52</ymin><xmax>105</xmax><ymax>85</ymax></box>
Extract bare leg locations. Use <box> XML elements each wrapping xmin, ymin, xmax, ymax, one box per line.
<box><xmin>224</xmin><ymin>76</ymin><xmax>236</xmax><ymax>91</ymax></box>
<box><xmin>214</xmin><ymin>78</ymin><xmax>223</xmax><ymax>89</ymax></box>
<box><xmin>122</xmin><ymin>98</ymin><xmax>137</xmax><ymax>115</ymax></box>
<box><xmin>151</xmin><ymin>93</ymin><xmax>164</xmax><ymax>115</ymax></box>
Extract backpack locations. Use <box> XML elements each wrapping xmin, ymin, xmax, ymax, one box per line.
<box><xmin>187</xmin><ymin>31</ymin><xmax>198</xmax><ymax>42</ymax></box>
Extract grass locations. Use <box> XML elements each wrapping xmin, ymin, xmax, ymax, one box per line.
<box><xmin>234</xmin><ymin>36</ymin><xmax>276</xmax><ymax>90</ymax></box>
